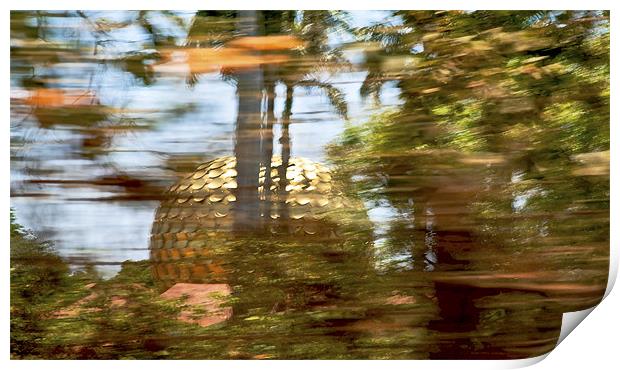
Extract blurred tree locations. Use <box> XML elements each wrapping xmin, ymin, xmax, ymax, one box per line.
<box><xmin>328</xmin><ymin>11</ymin><xmax>609</xmax><ymax>357</ymax></box>
<box><xmin>334</xmin><ymin>10</ymin><xmax>608</xmax><ymax>252</ymax></box>
<box><xmin>182</xmin><ymin>10</ymin><xmax>353</xmax><ymax>231</ymax></box>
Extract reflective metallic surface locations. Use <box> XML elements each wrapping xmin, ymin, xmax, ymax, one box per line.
<box><xmin>150</xmin><ymin>156</ymin><xmax>366</xmax><ymax>287</ymax></box>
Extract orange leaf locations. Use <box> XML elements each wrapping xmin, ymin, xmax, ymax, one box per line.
<box><xmin>154</xmin><ymin>47</ymin><xmax>290</xmax><ymax>75</ymax></box>
<box><xmin>226</xmin><ymin>35</ymin><xmax>305</xmax><ymax>51</ymax></box>
<box><xmin>27</xmin><ymin>88</ymin><xmax>97</xmax><ymax>108</ymax></box>
<box><xmin>27</xmin><ymin>88</ymin><xmax>65</xmax><ymax>107</ymax></box>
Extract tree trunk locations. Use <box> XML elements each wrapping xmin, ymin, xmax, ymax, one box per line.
<box><xmin>259</xmin><ymin>77</ymin><xmax>276</xmax><ymax>218</ymax></box>
<box><xmin>277</xmin><ymin>83</ymin><xmax>294</xmax><ymax>229</ymax></box>
<box><xmin>233</xmin><ymin>10</ymin><xmax>264</xmax><ymax>234</ymax></box>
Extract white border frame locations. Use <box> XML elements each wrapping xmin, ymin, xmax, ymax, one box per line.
<box><xmin>3</xmin><ymin>2</ymin><xmax>617</xmax><ymax>369</ymax></box>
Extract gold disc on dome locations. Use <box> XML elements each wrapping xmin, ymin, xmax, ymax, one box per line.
<box><xmin>207</xmin><ymin>168</ymin><xmax>225</xmax><ymax>178</ymax></box>
<box><xmin>207</xmin><ymin>177</ymin><xmax>225</xmax><ymax>189</ymax></box>
<box><xmin>192</xmin><ymin>169</ymin><xmax>208</xmax><ymax>180</ymax></box>
<box><xmin>208</xmin><ymin>192</ymin><xmax>225</xmax><ymax>202</ymax></box>
<box><xmin>210</xmin><ymin>158</ymin><xmax>228</xmax><ymax>169</ymax></box>
<box><xmin>296</xmin><ymin>195</ymin><xmax>311</xmax><ymax>206</ymax></box>
<box><xmin>222</xmin><ymin>169</ymin><xmax>237</xmax><ymax>177</ymax></box>
<box><xmin>191</xmin><ymin>178</ymin><xmax>207</xmax><ymax>190</ymax></box>
<box><xmin>224</xmin><ymin>159</ymin><xmax>236</xmax><ymax>169</ymax></box>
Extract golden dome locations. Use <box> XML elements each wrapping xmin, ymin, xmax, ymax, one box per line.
<box><xmin>149</xmin><ymin>155</ymin><xmax>366</xmax><ymax>287</ymax></box>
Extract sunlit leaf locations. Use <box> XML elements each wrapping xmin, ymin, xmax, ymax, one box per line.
<box><xmin>226</xmin><ymin>35</ymin><xmax>305</xmax><ymax>51</ymax></box>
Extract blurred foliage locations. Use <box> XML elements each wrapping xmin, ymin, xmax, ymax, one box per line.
<box><xmin>328</xmin><ymin>12</ymin><xmax>609</xmax><ymax>330</ymax></box>
<box><xmin>10</xmin><ymin>210</ymin><xmax>437</xmax><ymax>359</ymax></box>
<box><xmin>11</xmin><ymin>209</ymin><xmax>97</xmax><ymax>357</ymax></box>
<box><xmin>10</xmin><ymin>10</ymin><xmax>188</xmax><ymax>162</ymax></box>
<box><xmin>182</xmin><ymin>10</ymin><xmax>352</xmax><ymax>118</ymax></box>
<box><xmin>10</xmin><ymin>10</ymin><xmax>353</xmax><ymax>186</ymax></box>
<box><xmin>10</xmin><ymin>211</ymin><xmax>195</xmax><ymax>359</ymax></box>
<box><xmin>330</xmin><ymin>10</ymin><xmax>609</xmax><ymax>263</ymax></box>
